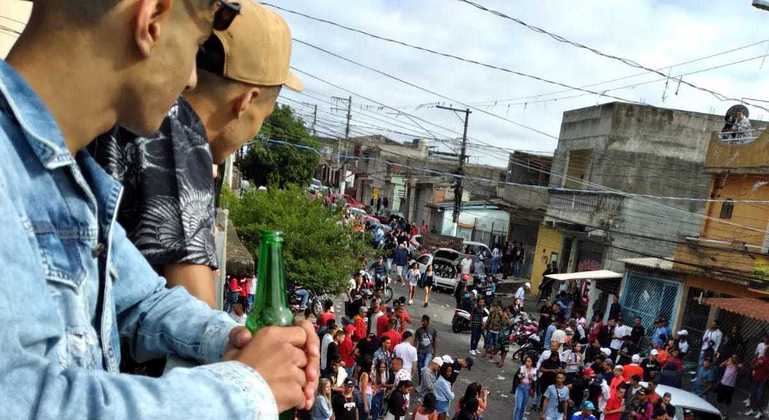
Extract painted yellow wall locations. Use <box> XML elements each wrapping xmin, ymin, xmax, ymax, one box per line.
<box><xmin>0</xmin><ymin>2</ymin><xmax>30</xmax><ymax>59</ymax></box>
<box><xmin>702</xmin><ymin>174</ymin><xmax>769</xmax><ymax>245</ymax></box>
<box><xmin>530</xmin><ymin>224</ymin><xmax>563</xmax><ymax>289</ymax></box>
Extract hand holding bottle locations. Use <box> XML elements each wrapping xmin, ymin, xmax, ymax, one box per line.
<box><xmin>229</xmin><ymin>324</ymin><xmax>310</xmax><ymax>412</ymax></box>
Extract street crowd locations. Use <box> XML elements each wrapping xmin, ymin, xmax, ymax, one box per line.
<box><xmin>283</xmin><ymin>209</ymin><xmax>769</xmax><ymax>420</ymax></box>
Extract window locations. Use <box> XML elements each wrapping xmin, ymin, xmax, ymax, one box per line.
<box><xmin>719</xmin><ymin>199</ymin><xmax>734</xmax><ymax>219</ymax></box>
<box><xmin>563</xmin><ymin>149</ymin><xmax>592</xmax><ymax>189</ymax></box>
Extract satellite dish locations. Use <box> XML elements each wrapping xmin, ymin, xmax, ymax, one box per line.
<box><xmin>726</xmin><ymin>104</ymin><xmax>749</xmax><ymax>120</ymax></box>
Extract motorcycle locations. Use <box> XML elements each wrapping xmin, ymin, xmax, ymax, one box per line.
<box><xmin>288</xmin><ymin>286</ymin><xmax>328</xmax><ymax>317</ymax></box>
<box><xmin>512</xmin><ymin>331</ymin><xmax>542</xmax><ymax>362</ymax></box>
<box><xmin>451</xmin><ymin>306</ymin><xmax>489</xmax><ymax>333</ymax></box>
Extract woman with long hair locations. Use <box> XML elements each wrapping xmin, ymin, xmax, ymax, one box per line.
<box><xmin>371</xmin><ymin>358</ymin><xmax>390</xmax><ymax>419</ymax></box>
<box><xmin>456</xmin><ymin>382</ymin><xmax>487</xmax><ymax>418</ymax></box>
<box><xmin>358</xmin><ymin>356</ymin><xmax>374</xmax><ymax>420</ymax></box>
<box><xmin>453</xmin><ymin>397</ymin><xmax>480</xmax><ymax>420</ymax></box>
<box><xmin>422</xmin><ymin>264</ymin><xmax>435</xmax><ymax>307</ymax></box>
<box><xmin>512</xmin><ymin>355</ymin><xmax>537</xmax><ymax>420</ymax></box>
<box><xmin>406</xmin><ymin>262</ymin><xmax>421</xmax><ymax>305</ymax></box>
<box><xmin>413</xmin><ymin>392</ymin><xmax>438</xmax><ymax>420</ymax></box>
<box><xmin>386</xmin><ymin>380</ymin><xmax>414</xmax><ymax>420</ymax></box>
<box><xmin>311</xmin><ymin>378</ymin><xmax>333</xmax><ymax>420</ymax></box>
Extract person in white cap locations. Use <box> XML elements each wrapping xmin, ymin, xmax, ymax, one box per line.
<box><xmin>419</xmin><ymin>356</ymin><xmax>444</xmax><ymax>399</ymax></box>
<box><xmin>623</xmin><ymin>354</ymin><xmax>644</xmax><ymax>380</ymax></box>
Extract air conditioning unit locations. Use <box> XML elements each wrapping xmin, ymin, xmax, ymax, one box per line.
<box><xmin>755</xmin><ymin>0</ymin><xmax>769</xmax><ymax>11</ymax></box>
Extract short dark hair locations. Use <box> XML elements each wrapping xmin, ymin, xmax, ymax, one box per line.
<box><xmin>422</xmin><ymin>315</ymin><xmax>430</xmax><ymax>322</ymax></box>
<box><xmin>402</xmin><ymin>331</ymin><xmax>413</xmax><ymax>341</ymax></box>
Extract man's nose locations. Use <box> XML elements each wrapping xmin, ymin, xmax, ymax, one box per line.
<box><xmin>186</xmin><ymin>66</ymin><xmax>198</xmax><ymax>91</ymax></box>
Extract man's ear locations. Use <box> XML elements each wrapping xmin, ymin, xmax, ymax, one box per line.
<box><xmin>233</xmin><ymin>87</ymin><xmax>261</xmax><ymax>119</ymax></box>
<box><xmin>134</xmin><ymin>0</ymin><xmax>173</xmax><ymax>58</ymax></box>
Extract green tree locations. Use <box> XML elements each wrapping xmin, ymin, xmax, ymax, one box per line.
<box><xmin>224</xmin><ymin>185</ymin><xmax>372</xmax><ymax>294</ymax></box>
<box><xmin>239</xmin><ymin>105</ymin><xmax>320</xmax><ymax>188</ymax></box>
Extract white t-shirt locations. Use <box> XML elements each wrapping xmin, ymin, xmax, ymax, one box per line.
<box><xmin>702</xmin><ymin>329</ymin><xmax>723</xmax><ymax>353</ymax></box>
<box><xmin>394</xmin><ymin>342</ymin><xmax>418</xmax><ymax>374</ymax></box>
<box><xmin>321</xmin><ymin>333</ymin><xmax>334</xmax><ymax>370</ymax></box>
<box><xmin>248</xmin><ymin>276</ymin><xmax>256</xmax><ymax>296</ymax></box>
<box><xmin>515</xmin><ymin>286</ymin><xmax>526</xmax><ymax>302</ymax></box>
<box><xmin>611</xmin><ymin>325</ymin><xmax>632</xmax><ymax>350</ymax></box>
<box><xmin>461</xmin><ymin>258</ymin><xmax>473</xmax><ymax>275</ymax></box>
<box><xmin>757</xmin><ymin>342</ymin><xmax>768</xmax><ymax>357</ymax></box>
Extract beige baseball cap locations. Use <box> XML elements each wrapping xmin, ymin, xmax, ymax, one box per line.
<box><xmin>211</xmin><ymin>1</ymin><xmax>303</xmax><ymax>91</ymax></box>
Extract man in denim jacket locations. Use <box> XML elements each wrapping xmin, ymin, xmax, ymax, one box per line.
<box><xmin>0</xmin><ymin>0</ymin><xmax>318</xmax><ymax>418</ymax></box>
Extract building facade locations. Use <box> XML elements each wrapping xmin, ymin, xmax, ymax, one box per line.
<box><xmin>537</xmin><ymin>102</ymin><xmax>734</xmax><ymax>325</ymax></box>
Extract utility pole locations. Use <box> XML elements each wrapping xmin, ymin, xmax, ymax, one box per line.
<box><xmin>436</xmin><ymin>105</ymin><xmax>471</xmax><ymax>237</ymax></box>
<box><xmin>311</xmin><ymin>104</ymin><xmax>318</xmax><ymax>136</ymax></box>
<box><xmin>332</xmin><ymin>96</ymin><xmax>353</xmax><ymax>194</ymax></box>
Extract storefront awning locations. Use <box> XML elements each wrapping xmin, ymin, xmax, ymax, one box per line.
<box><xmin>545</xmin><ymin>270</ymin><xmax>623</xmax><ymax>281</ymax></box>
<box><xmin>704</xmin><ymin>297</ymin><xmax>769</xmax><ymax>323</ymax></box>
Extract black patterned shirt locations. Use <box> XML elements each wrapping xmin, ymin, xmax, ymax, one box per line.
<box><xmin>89</xmin><ymin>97</ymin><xmax>218</xmax><ymax>271</ymax></box>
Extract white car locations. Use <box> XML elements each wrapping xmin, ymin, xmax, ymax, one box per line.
<box><xmin>413</xmin><ymin>248</ymin><xmax>463</xmax><ymax>290</ymax></box>
<box><xmin>349</xmin><ymin>207</ymin><xmax>368</xmax><ymax>218</ymax></box>
<box><xmin>644</xmin><ymin>382</ymin><xmax>722</xmax><ymax>420</ymax></box>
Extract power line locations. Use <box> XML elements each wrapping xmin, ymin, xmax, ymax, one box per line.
<box><xmin>264</xmin><ymin>2</ymin><xmax>638</xmax><ymax>109</ymax></box>
<box><xmin>469</xmin><ymin>39</ymin><xmax>769</xmax><ymax>106</ymax></box>
<box><xmin>456</xmin><ymin>0</ymin><xmax>769</xmax><ymax>113</ymax></box>
<box><xmin>466</xmin><ymin>53</ymin><xmax>769</xmax><ymax>110</ymax></box>
<box><xmin>293</xmin><ymin>38</ymin><xmax>560</xmax><ymax>140</ymax></box>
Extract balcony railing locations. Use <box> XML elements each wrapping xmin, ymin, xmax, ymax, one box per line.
<box><xmin>546</xmin><ymin>189</ymin><xmax>624</xmax><ymax>226</ymax></box>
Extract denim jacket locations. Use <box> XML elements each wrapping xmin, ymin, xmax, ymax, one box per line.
<box><xmin>0</xmin><ymin>60</ymin><xmax>277</xmax><ymax>419</ymax></box>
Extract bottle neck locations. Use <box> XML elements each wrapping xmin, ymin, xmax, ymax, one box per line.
<box><xmin>254</xmin><ymin>238</ymin><xmax>288</xmax><ymax>309</ymax></box>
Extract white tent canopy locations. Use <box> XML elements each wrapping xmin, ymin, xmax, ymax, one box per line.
<box><xmin>545</xmin><ymin>270</ymin><xmax>622</xmax><ymax>281</ymax></box>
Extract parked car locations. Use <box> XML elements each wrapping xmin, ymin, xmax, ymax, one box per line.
<box><xmin>462</xmin><ymin>241</ymin><xmax>492</xmax><ymax>261</ymax></box>
<box><xmin>642</xmin><ymin>382</ymin><xmax>722</xmax><ymax>420</ymax></box>
<box><xmin>349</xmin><ymin>207</ymin><xmax>368</xmax><ymax>218</ymax></box>
<box><xmin>415</xmin><ymin>248</ymin><xmax>463</xmax><ymax>290</ymax></box>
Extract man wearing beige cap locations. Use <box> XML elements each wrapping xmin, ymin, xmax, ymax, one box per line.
<box><xmin>91</xmin><ymin>1</ymin><xmax>303</xmax><ymax>309</ymax></box>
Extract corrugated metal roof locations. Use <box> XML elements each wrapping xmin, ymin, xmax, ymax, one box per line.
<box><xmin>704</xmin><ymin>297</ymin><xmax>769</xmax><ymax>323</ymax></box>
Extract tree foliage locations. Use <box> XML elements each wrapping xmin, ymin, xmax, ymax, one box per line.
<box><xmin>223</xmin><ymin>185</ymin><xmax>372</xmax><ymax>294</ymax></box>
<box><xmin>238</xmin><ymin>105</ymin><xmax>320</xmax><ymax>188</ymax></box>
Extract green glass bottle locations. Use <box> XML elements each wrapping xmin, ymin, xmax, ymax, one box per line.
<box><xmin>246</xmin><ymin>230</ymin><xmax>295</xmax><ymax>420</ymax></box>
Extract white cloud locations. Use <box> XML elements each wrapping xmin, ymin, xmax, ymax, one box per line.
<box><xmin>277</xmin><ymin>0</ymin><xmax>769</xmax><ymax>166</ymax></box>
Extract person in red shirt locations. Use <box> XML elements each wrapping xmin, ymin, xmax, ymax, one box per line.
<box><xmin>318</xmin><ymin>300</ymin><xmax>336</xmax><ymax>328</ymax></box>
<box><xmin>353</xmin><ymin>307</ymin><xmax>367</xmax><ymax>342</ymax></box>
<box><xmin>376</xmin><ymin>307</ymin><xmax>393</xmax><ymax>336</ymax></box>
<box><xmin>340</xmin><ymin>325</ymin><xmax>357</xmax><ymax>371</ymax></box>
<box><xmin>380</xmin><ymin>318</ymin><xmax>402</xmax><ymax>348</ymax></box>
<box><xmin>623</xmin><ymin>354</ymin><xmax>644</xmax><ymax>380</ymax></box>
<box><xmin>394</xmin><ymin>304</ymin><xmax>411</xmax><ymax>333</ymax></box>
<box><xmin>604</xmin><ymin>383</ymin><xmax>627</xmax><ymax>420</ymax></box>
<box><xmin>237</xmin><ymin>277</ymin><xmax>249</xmax><ymax>306</ymax></box>
<box><xmin>609</xmin><ymin>366</ymin><xmax>627</xmax><ymax>398</ymax></box>
<box><xmin>748</xmin><ymin>349</ymin><xmax>769</xmax><ymax>414</ymax></box>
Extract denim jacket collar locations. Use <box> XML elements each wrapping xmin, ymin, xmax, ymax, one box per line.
<box><xmin>0</xmin><ymin>60</ymin><xmax>74</xmax><ymax>170</ymax></box>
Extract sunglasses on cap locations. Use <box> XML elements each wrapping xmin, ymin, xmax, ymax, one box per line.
<box><xmin>213</xmin><ymin>1</ymin><xmax>240</xmax><ymax>31</ymax></box>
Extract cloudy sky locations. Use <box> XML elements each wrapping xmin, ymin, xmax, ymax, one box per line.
<box><xmin>273</xmin><ymin>0</ymin><xmax>769</xmax><ymax>166</ymax></box>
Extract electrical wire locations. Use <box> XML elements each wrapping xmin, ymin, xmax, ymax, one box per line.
<box><xmin>469</xmin><ymin>39</ymin><xmax>769</xmax><ymax>106</ymax></box>
<box><xmin>456</xmin><ymin>0</ymin><xmax>769</xmax><ymax>113</ymax></box>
